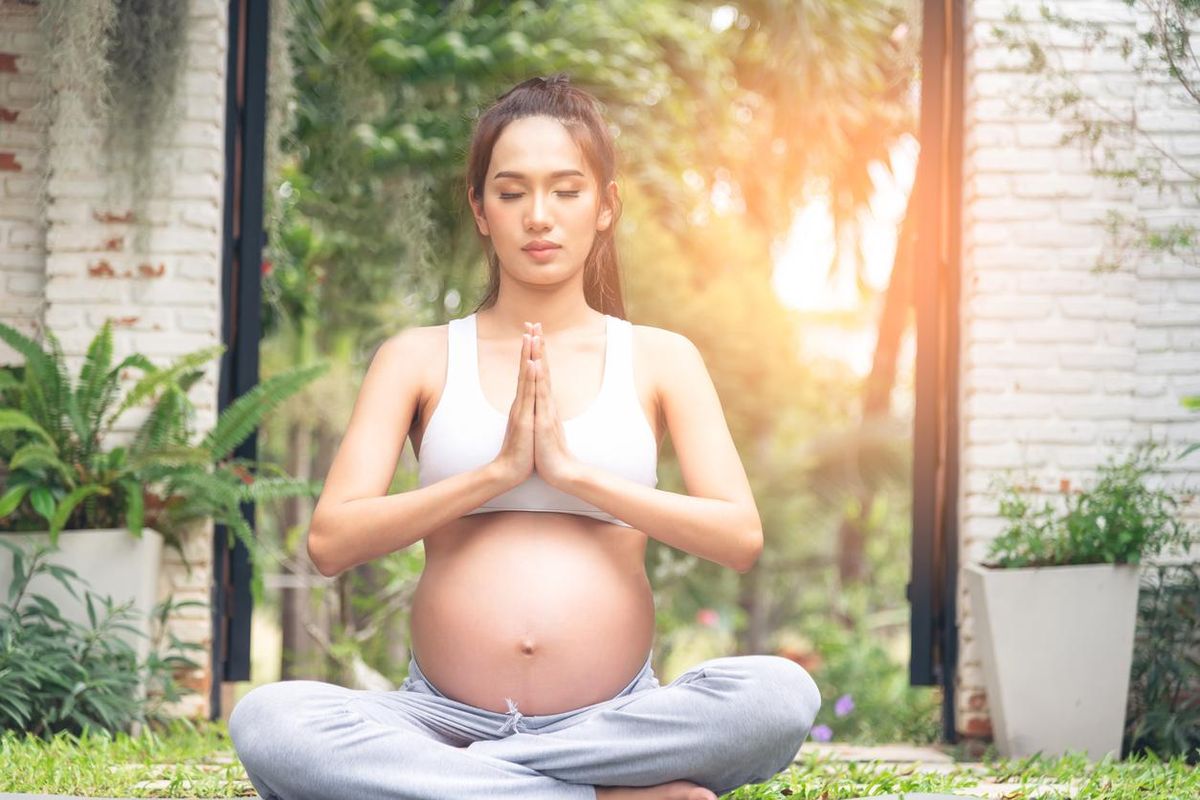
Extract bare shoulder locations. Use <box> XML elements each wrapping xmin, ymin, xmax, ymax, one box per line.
<box><xmin>631</xmin><ymin>323</ymin><xmax>703</xmax><ymax>376</ymax></box>
<box><xmin>380</xmin><ymin>323</ymin><xmax>448</xmax><ymax>404</ymax></box>
<box><xmin>313</xmin><ymin>323</ymin><xmax>445</xmax><ymax>525</ymax></box>
<box><xmin>384</xmin><ymin>322</ymin><xmax>446</xmax><ymax>349</ymax></box>
<box><xmin>630</xmin><ymin>324</ymin><xmax>707</xmax><ymax>434</ymax></box>
<box><xmin>369</xmin><ymin>324</ymin><xmax>438</xmax><ymax>372</ymax></box>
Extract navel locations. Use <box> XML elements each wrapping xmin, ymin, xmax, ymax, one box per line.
<box><xmin>518</xmin><ymin>638</ymin><xmax>536</xmax><ymax>656</ymax></box>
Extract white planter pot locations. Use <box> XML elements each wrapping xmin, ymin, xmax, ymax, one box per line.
<box><xmin>964</xmin><ymin>562</ymin><xmax>1140</xmax><ymax>760</ymax></box>
<box><xmin>0</xmin><ymin>528</ymin><xmax>164</xmax><ymax>687</ymax></box>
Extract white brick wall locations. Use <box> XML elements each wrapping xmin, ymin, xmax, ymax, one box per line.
<box><xmin>0</xmin><ymin>5</ymin><xmax>46</xmax><ymax>336</ymax></box>
<box><xmin>960</xmin><ymin>0</ymin><xmax>1200</xmax><ymax>740</ymax></box>
<box><xmin>0</xmin><ymin>0</ymin><xmax>230</xmax><ymax>721</ymax></box>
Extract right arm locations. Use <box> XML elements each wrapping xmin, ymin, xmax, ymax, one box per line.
<box><xmin>307</xmin><ymin>328</ymin><xmax>518</xmax><ymax>577</ymax></box>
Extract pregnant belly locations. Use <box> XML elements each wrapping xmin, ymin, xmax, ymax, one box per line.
<box><xmin>409</xmin><ymin>512</ymin><xmax>655</xmax><ymax>715</ymax></box>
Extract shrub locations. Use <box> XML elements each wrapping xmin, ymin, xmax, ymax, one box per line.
<box><xmin>986</xmin><ymin>440</ymin><xmax>1196</xmax><ymax>568</ymax></box>
<box><xmin>0</xmin><ymin>538</ymin><xmax>203</xmax><ymax>738</ymax></box>
<box><xmin>1125</xmin><ymin>563</ymin><xmax>1200</xmax><ymax>764</ymax></box>
<box><xmin>802</xmin><ymin>618</ymin><xmax>942</xmax><ymax>745</ymax></box>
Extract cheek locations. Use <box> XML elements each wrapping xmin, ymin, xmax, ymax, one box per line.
<box><xmin>485</xmin><ymin>202</ymin><xmax>517</xmax><ymax>235</ymax></box>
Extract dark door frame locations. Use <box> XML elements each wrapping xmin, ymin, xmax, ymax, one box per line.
<box><xmin>212</xmin><ymin>0</ymin><xmax>269</xmax><ymax>720</ymax></box>
<box><xmin>909</xmin><ymin>0</ymin><xmax>964</xmax><ymax>742</ymax></box>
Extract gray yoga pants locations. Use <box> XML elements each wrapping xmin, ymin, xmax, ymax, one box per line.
<box><xmin>228</xmin><ymin>649</ymin><xmax>821</xmax><ymax>799</ymax></box>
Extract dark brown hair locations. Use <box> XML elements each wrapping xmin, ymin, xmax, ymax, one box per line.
<box><xmin>465</xmin><ymin>74</ymin><xmax>626</xmax><ymax>318</ymax></box>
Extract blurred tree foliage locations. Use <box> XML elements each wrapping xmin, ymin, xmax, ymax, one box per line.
<box><xmin>268</xmin><ymin>0</ymin><xmax>733</xmax><ymax>344</ymax></box>
<box><xmin>258</xmin><ymin>0</ymin><xmax>925</xmax><ymax>691</ymax></box>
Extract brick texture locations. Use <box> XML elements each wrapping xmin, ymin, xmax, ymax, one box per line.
<box><xmin>0</xmin><ymin>0</ymin><xmax>229</xmax><ymax>721</ymax></box>
<box><xmin>959</xmin><ymin>0</ymin><xmax>1200</xmax><ymax>741</ymax></box>
<box><xmin>0</xmin><ymin>11</ymin><xmax>46</xmax><ymax>336</ymax></box>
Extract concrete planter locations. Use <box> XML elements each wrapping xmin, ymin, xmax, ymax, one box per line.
<box><xmin>0</xmin><ymin>527</ymin><xmax>164</xmax><ymax>677</ymax></box>
<box><xmin>964</xmin><ymin>562</ymin><xmax>1140</xmax><ymax>760</ymax></box>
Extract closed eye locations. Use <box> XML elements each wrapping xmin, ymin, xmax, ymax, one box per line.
<box><xmin>499</xmin><ymin>192</ymin><xmax>581</xmax><ymax>200</ymax></box>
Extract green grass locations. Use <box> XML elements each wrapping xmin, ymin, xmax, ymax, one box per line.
<box><xmin>0</xmin><ymin>720</ymin><xmax>1196</xmax><ymax>799</ymax></box>
<box><xmin>0</xmin><ymin>721</ymin><xmax>250</xmax><ymax>798</ymax></box>
<box><xmin>729</xmin><ymin>751</ymin><xmax>1200</xmax><ymax>799</ymax></box>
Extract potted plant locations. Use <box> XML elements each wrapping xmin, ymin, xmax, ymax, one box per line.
<box><xmin>0</xmin><ymin>537</ymin><xmax>207</xmax><ymax>738</ymax></box>
<box><xmin>965</xmin><ymin>439</ymin><xmax>1197</xmax><ymax>760</ymax></box>
<box><xmin>0</xmin><ymin>318</ymin><xmax>327</xmax><ymax>674</ymax></box>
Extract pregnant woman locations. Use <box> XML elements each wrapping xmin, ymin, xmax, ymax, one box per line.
<box><xmin>229</xmin><ymin>74</ymin><xmax>820</xmax><ymax>800</ymax></box>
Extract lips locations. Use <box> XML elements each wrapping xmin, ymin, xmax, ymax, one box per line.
<box><xmin>522</xmin><ymin>241</ymin><xmax>561</xmax><ymax>251</ymax></box>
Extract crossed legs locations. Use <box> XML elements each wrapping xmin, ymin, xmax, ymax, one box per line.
<box><xmin>228</xmin><ymin>654</ymin><xmax>820</xmax><ymax>800</ymax></box>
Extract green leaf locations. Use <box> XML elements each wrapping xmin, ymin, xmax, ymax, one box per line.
<box><xmin>130</xmin><ymin>384</ymin><xmax>188</xmax><ymax>456</ymax></box>
<box><xmin>48</xmin><ymin>484</ymin><xmax>111</xmax><ymax>538</ymax></box>
<box><xmin>200</xmin><ymin>363</ymin><xmax>328</xmax><ymax>461</ymax></box>
<box><xmin>8</xmin><ymin>442</ymin><xmax>75</xmax><ymax>487</ymax></box>
<box><xmin>107</xmin><ymin>345</ymin><xmax>225</xmax><ymax>430</ymax></box>
<box><xmin>237</xmin><ymin>475</ymin><xmax>324</xmax><ymax>503</ymax></box>
<box><xmin>0</xmin><ymin>321</ymin><xmax>57</xmax><ymax>392</ymax></box>
<box><xmin>76</xmin><ymin>321</ymin><xmax>115</xmax><ymax>430</ymax></box>
<box><xmin>10</xmin><ymin>551</ymin><xmax>26</xmax><ymax>600</ymax></box>
<box><xmin>120</xmin><ymin>478</ymin><xmax>144</xmax><ymax>537</ymax></box>
<box><xmin>29</xmin><ymin>487</ymin><xmax>55</xmax><ymax>523</ymax></box>
<box><xmin>0</xmin><ymin>484</ymin><xmax>30</xmax><ymax>518</ymax></box>
<box><xmin>0</xmin><ymin>408</ymin><xmax>56</xmax><ymax>447</ymax></box>
<box><xmin>27</xmin><ymin>593</ymin><xmax>63</xmax><ymax>621</ymax></box>
<box><xmin>43</xmin><ymin>564</ymin><xmax>82</xmax><ymax>602</ymax></box>
<box><xmin>0</xmin><ymin>367</ymin><xmax>20</xmax><ymax>395</ymax></box>
<box><xmin>127</xmin><ymin>443</ymin><xmax>212</xmax><ymax>472</ymax></box>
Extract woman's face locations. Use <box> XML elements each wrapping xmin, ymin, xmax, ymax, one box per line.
<box><xmin>469</xmin><ymin>115</ymin><xmax>616</xmax><ymax>285</ymax></box>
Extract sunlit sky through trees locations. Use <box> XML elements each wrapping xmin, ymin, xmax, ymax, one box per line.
<box><xmin>769</xmin><ymin>134</ymin><xmax>918</xmax><ymax>383</ymax></box>
<box><xmin>706</xmin><ymin>5</ymin><xmax>920</xmax><ymax>379</ymax></box>
<box><xmin>772</xmin><ymin>135</ymin><xmax>918</xmax><ymax>315</ymax></box>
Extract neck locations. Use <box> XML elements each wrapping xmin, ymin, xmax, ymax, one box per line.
<box><xmin>479</xmin><ymin>286</ymin><xmax>603</xmax><ymax>338</ymax></box>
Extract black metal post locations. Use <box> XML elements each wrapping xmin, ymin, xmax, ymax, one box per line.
<box><xmin>213</xmin><ymin>0</ymin><xmax>269</xmax><ymax>720</ymax></box>
<box><xmin>911</xmin><ymin>0</ymin><xmax>963</xmax><ymax>743</ymax></box>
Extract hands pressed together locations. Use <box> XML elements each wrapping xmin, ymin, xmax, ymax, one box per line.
<box><xmin>493</xmin><ymin>321</ymin><xmax>580</xmax><ymax>490</ymax></box>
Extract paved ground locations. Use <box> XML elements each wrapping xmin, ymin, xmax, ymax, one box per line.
<box><xmin>802</xmin><ymin>743</ymin><xmax>1080</xmax><ymax>799</ymax></box>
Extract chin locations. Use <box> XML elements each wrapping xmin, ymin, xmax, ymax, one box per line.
<box><xmin>506</xmin><ymin>256</ymin><xmax>580</xmax><ymax>276</ymax></box>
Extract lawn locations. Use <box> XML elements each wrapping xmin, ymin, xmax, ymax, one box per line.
<box><xmin>0</xmin><ymin>720</ymin><xmax>1196</xmax><ymax>799</ymax></box>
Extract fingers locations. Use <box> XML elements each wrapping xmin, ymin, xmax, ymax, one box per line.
<box><xmin>522</xmin><ymin>323</ymin><xmax>536</xmax><ymax>418</ymax></box>
<box><xmin>515</xmin><ymin>328</ymin><xmax>531</xmax><ymax>418</ymax></box>
<box><xmin>530</xmin><ymin>322</ymin><xmax>545</xmax><ymax>368</ymax></box>
<box><xmin>525</xmin><ymin>344</ymin><xmax>536</xmax><ymax>413</ymax></box>
<box><xmin>530</xmin><ymin>323</ymin><xmax>546</xmax><ymax>382</ymax></box>
<box><xmin>520</xmin><ymin>331</ymin><xmax>529</xmax><ymax>382</ymax></box>
<box><xmin>521</xmin><ymin>322</ymin><xmax>547</xmax><ymax>420</ymax></box>
<box><xmin>538</xmin><ymin>330</ymin><xmax>551</xmax><ymax>394</ymax></box>
<box><xmin>529</xmin><ymin>324</ymin><xmax>554</xmax><ymax>416</ymax></box>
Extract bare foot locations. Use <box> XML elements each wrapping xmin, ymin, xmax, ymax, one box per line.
<box><xmin>595</xmin><ymin>779</ymin><xmax>718</xmax><ymax>800</ymax></box>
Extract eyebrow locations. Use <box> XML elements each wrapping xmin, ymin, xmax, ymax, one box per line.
<box><xmin>492</xmin><ymin>169</ymin><xmax>586</xmax><ymax>180</ymax></box>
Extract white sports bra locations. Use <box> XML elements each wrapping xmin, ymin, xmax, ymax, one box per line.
<box><xmin>416</xmin><ymin>312</ymin><xmax>658</xmax><ymax>527</ymax></box>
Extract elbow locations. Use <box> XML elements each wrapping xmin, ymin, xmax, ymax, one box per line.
<box><xmin>306</xmin><ymin>520</ymin><xmax>342</xmax><ymax>578</ymax></box>
<box><xmin>736</xmin><ymin>528</ymin><xmax>764</xmax><ymax>574</ymax></box>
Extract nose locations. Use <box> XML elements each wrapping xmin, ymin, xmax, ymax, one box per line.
<box><xmin>525</xmin><ymin>191</ymin><xmax>552</xmax><ymax>231</ymax></box>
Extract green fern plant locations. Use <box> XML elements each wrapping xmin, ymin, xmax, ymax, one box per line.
<box><xmin>0</xmin><ymin>319</ymin><xmax>328</xmax><ymax>602</ymax></box>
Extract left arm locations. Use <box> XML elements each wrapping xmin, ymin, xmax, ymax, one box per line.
<box><xmin>559</xmin><ymin>328</ymin><xmax>763</xmax><ymax>573</ymax></box>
